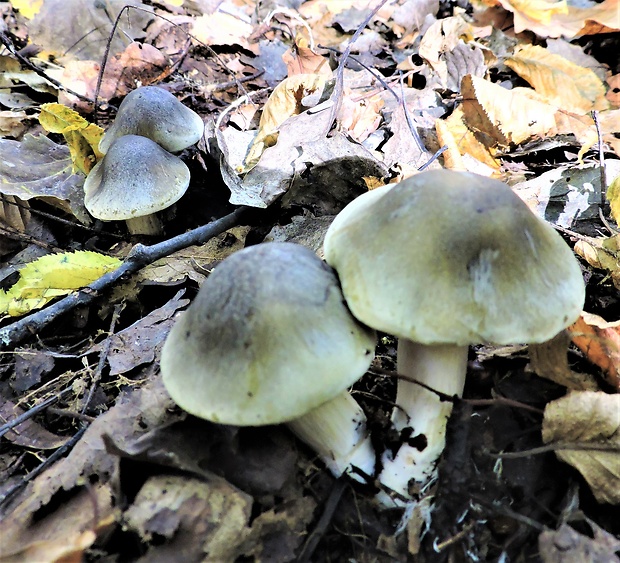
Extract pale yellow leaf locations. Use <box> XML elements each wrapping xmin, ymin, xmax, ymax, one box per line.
<box><xmin>0</xmin><ymin>251</ymin><xmax>122</xmax><ymax>317</ymax></box>
<box><xmin>506</xmin><ymin>44</ymin><xmax>609</xmax><ymax>115</ymax></box>
<box><xmin>542</xmin><ymin>391</ymin><xmax>620</xmax><ymax>504</ymax></box>
<box><xmin>9</xmin><ymin>0</ymin><xmax>44</xmax><ymax>19</ymax></box>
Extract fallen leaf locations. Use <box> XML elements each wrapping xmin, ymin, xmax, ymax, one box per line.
<box><xmin>0</xmin><ymin>251</ymin><xmax>122</xmax><ymax>317</ymax></box>
<box><xmin>539</xmin><ymin>519</ymin><xmax>620</xmax><ymax>563</ymax></box>
<box><xmin>123</xmin><ymin>474</ymin><xmax>252</xmax><ymax>561</ymax></box>
<box><xmin>528</xmin><ymin>330</ymin><xmax>599</xmax><ymax>391</ymax></box>
<box><xmin>244</xmin><ymin>74</ymin><xmax>330</xmax><ymax>170</ymax></box>
<box><xmin>505</xmin><ymin>44</ymin><xmax>610</xmax><ymax>115</ymax></box>
<box><xmin>9</xmin><ymin>0</ymin><xmax>44</xmax><ymax>19</ymax></box>
<box><xmin>191</xmin><ymin>11</ymin><xmax>254</xmax><ymax>50</ymax></box>
<box><xmin>282</xmin><ymin>31</ymin><xmax>332</xmax><ymax>76</ymax></box>
<box><xmin>541</xmin><ymin>391</ymin><xmax>620</xmax><ymax>504</ymax></box>
<box><xmin>570</xmin><ymin>312</ymin><xmax>620</xmax><ymax>390</ymax></box>
<box><xmin>461</xmin><ymin>74</ymin><xmax>557</xmax><ymax>145</ymax></box>
<box><xmin>87</xmin><ymin>290</ymin><xmax>189</xmax><ymax>375</ymax></box>
<box><xmin>0</xmin><ymin>134</ymin><xmax>90</xmax><ymax>223</ymax></box>
<box><xmin>0</xmin><ymin>399</ymin><xmax>69</xmax><ymax>449</ymax></box>
<box><xmin>497</xmin><ymin>0</ymin><xmax>569</xmax><ymax>34</ymax></box>
<box><xmin>39</xmin><ymin>103</ymin><xmax>103</xmax><ymax>174</ymax></box>
<box><xmin>0</xmin><ymin>110</ymin><xmax>29</xmax><ymax>138</ymax></box>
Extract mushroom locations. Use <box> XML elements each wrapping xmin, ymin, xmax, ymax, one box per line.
<box><xmin>99</xmin><ymin>85</ymin><xmax>204</xmax><ymax>154</ymax></box>
<box><xmin>323</xmin><ymin>169</ymin><xmax>585</xmax><ymax>505</ymax></box>
<box><xmin>84</xmin><ymin>135</ymin><xmax>190</xmax><ymax>235</ymax></box>
<box><xmin>160</xmin><ymin>242</ymin><xmax>378</xmax><ymax>481</ymax></box>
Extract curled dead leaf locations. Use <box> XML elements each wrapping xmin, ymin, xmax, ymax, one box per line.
<box><xmin>542</xmin><ymin>391</ymin><xmax>620</xmax><ymax>504</ymax></box>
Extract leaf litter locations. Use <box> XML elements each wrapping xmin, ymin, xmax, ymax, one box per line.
<box><xmin>0</xmin><ymin>0</ymin><xmax>619</xmax><ymax>560</ymax></box>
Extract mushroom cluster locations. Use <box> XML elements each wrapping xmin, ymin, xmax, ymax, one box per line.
<box><xmin>323</xmin><ymin>169</ymin><xmax>586</xmax><ymax>506</ymax></box>
<box><xmin>84</xmin><ymin>86</ymin><xmax>204</xmax><ymax>235</ymax></box>
<box><xmin>161</xmin><ymin>242</ymin><xmax>378</xmax><ymax>482</ymax></box>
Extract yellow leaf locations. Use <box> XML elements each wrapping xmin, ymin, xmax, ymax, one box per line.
<box><xmin>506</xmin><ymin>45</ymin><xmax>610</xmax><ymax>115</ymax></box>
<box><xmin>9</xmin><ymin>0</ymin><xmax>44</xmax><ymax>19</ymax></box>
<box><xmin>39</xmin><ymin>103</ymin><xmax>104</xmax><ymax>175</ymax></box>
<box><xmin>607</xmin><ymin>173</ymin><xmax>620</xmax><ymax>224</ymax></box>
<box><xmin>0</xmin><ymin>251</ymin><xmax>122</xmax><ymax>317</ymax></box>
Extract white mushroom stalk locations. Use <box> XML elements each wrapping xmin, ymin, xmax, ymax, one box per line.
<box><xmin>160</xmin><ymin>242</ymin><xmax>378</xmax><ymax>482</ymax></box>
<box><xmin>287</xmin><ymin>391</ymin><xmax>375</xmax><ymax>482</ymax></box>
<box><xmin>377</xmin><ymin>342</ymin><xmax>468</xmax><ymax>504</ymax></box>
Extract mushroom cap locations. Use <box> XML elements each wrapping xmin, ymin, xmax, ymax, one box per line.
<box><xmin>84</xmin><ymin>135</ymin><xmax>190</xmax><ymax>221</ymax></box>
<box><xmin>160</xmin><ymin>242</ymin><xmax>376</xmax><ymax>426</ymax></box>
<box><xmin>323</xmin><ymin>170</ymin><xmax>585</xmax><ymax>346</ymax></box>
<box><xmin>99</xmin><ymin>86</ymin><xmax>204</xmax><ymax>154</ymax></box>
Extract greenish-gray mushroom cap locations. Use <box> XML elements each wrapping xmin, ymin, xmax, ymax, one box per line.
<box><xmin>323</xmin><ymin>170</ymin><xmax>585</xmax><ymax>346</ymax></box>
<box><xmin>84</xmin><ymin>135</ymin><xmax>190</xmax><ymax>221</ymax></box>
<box><xmin>99</xmin><ymin>86</ymin><xmax>204</xmax><ymax>154</ymax></box>
<box><xmin>160</xmin><ymin>242</ymin><xmax>377</xmax><ymax>426</ymax></box>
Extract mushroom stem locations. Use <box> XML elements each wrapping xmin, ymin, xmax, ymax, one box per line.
<box><xmin>287</xmin><ymin>391</ymin><xmax>375</xmax><ymax>483</ymax></box>
<box><xmin>125</xmin><ymin>214</ymin><xmax>163</xmax><ymax>235</ymax></box>
<box><xmin>377</xmin><ymin>341</ymin><xmax>468</xmax><ymax>506</ymax></box>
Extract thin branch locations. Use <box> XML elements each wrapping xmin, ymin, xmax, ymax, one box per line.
<box><xmin>0</xmin><ymin>207</ymin><xmax>249</xmax><ymax>350</ymax></box>
<box><xmin>324</xmin><ymin>0</ymin><xmax>391</xmax><ymax>136</ymax></box>
<box><xmin>0</xmin><ymin>31</ymin><xmax>98</xmax><ymax>105</ymax></box>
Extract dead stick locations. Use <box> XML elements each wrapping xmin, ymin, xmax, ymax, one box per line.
<box><xmin>0</xmin><ymin>207</ymin><xmax>249</xmax><ymax>350</ymax></box>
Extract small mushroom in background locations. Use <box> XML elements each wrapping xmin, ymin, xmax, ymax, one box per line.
<box><xmin>99</xmin><ymin>85</ymin><xmax>204</xmax><ymax>154</ymax></box>
<box><xmin>160</xmin><ymin>242</ymin><xmax>378</xmax><ymax>482</ymax></box>
<box><xmin>84</xmin><ymin>135</ymin><xmax>190</xmax><ymax>235</ymax></box>
<box><xmin>323</xmin><ymin>169</ymin><xmax>586</xmax><ymax>507</ymax></box>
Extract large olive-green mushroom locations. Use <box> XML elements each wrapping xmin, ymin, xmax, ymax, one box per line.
<box><xmin>84</xmin><ymin>135</ymin><xmax>190</xmax><ymax>235</ymax></box>
<box><xmin>160</xmin><ymin>242</ymin><xmax>378</xmax><ymax>481</ymax></box>
<box><xmin>323</xmin><ymin>169</ymin><xmax>585</xmax><ymax>505</ymax></box>
<box><xmin>99</xmin><ymin>85</ymin><xmax>204</xmax><ymax>154</ymax></box>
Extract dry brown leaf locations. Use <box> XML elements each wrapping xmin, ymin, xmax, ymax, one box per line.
<box><xmin>0</xmin><ymin>399</ymin><xmax>69</xmax><ymax>449</ymax></box>
<box><xmin>539</xmin><ymin>519</ymin><xmax>620</xmax><ymax>563</ymax></box>
<box><xmin>495</xmin><ymin>0</ymin><xmax>619</xmax><ymax>37</ymax></box>
<box><xmin>436</xmin><ymin>105</ymin><xmax>501</xmax><ymax>171</ymax></box>
<box><xmin>123</xmin><ymin>474</ymin><xmax>252</xmax><ymax>561</ymax></box>
<box><xmin>0</xmin><ymin>110</ymin><xmax>28</xmax><ymax>138</ymax></box>
<box><xmin>570</xmin><ymin>312</ymin><xmax>620</xmax><ymax>390</ymax></box>
<box><xmin>529</xmin><ymin>331</ymin><xmax>599</xmax><ymax>391</ymax></box>
<box><xmin>505</xmin><ymin>44</ymin><xmax>610</xmax><ymax>115</ymax></box>
<box><xmin>53</xmin><ymin>43</ymin><xmax>169</xmax><ymax>112</ymax></box>
<box><xmin>338</xmin><ymin>89</ymin><xmax>384</xmax><ymax>142</ymax></box>
<box><xmin>607</xmin><ymin>74</ymin><xmax>620</xmax><ymax>107</ymax></box>
<box><xmin>191</xmin><ymin>12</ymin><xmax>254</xmax><ymax>50</ymax></box>
<box><xmin>282</xmin><ymin>32</ymin><xmax>332</xmax><ymax>77</ymax></box>
<box><xmin>542</xmin><ymin>391</ymin><xmax>620</xmax><ymax>504</ymax></box>
<box><xmin>461</xmin><ymin>74</ymin><xmax>557</xmax><ymax>145</ymax></box>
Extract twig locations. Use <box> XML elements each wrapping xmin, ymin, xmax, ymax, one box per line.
<box><xmin>591</xmin><ymin>110</ymin><xmax>607</xmax><ymax>213</ymax></box>
<box><xmin>0</xmin><ymin>388</ymin><xmax>74</xmax><ymax>438</ymax></box>
<box><xmin>81</xmin><ymin>303</ymin><xmax>122</xmax><ymax>415</ymax></box>
<box><xmin>0</xmin><ymin>424</ymin><xmax>87</xmax><ymax>513</ymax></box>
<box><xmin>93</xmin><ymin>6</ymin><xmax>251</xmax><ymax>123</ymax></box>
<box><xmin>485</xmin><ymin>441</ymin><xmax>618</xmax><ymax>459</ymax></box>
<box><xmin>324</xmin><ymin>0</ymin><xmax>391</xmax><ymax>136</ymax></box>
<box><xmin>0</xmin><ymin>32</ymin><xmax>98</xmax><ymax>105</ymax></box>
<box><xmin>296</xmin><ymin>479</ymin><xmax>347</xmax><ymax>563</ymax></box>
<box><xmin>0</xmin><ymin>207</ymin><xmax>249</xmax><ymax>350</ymax></box>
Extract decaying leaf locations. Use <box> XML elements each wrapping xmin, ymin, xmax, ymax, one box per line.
<box><xmin>0</xmin><ymin>377</ymin><xmax>181</xmax><ymax>558</ymax></box>
<box><xmin>539</xmin><ymin>519</ymin><xmax>620</xmax><ymax>563</ymax></box>
<box><xmin>0</xmin><ymin>399</ymin><xmax>69</xmax><ymax>449</ymax></box>
<box><xmin>574</xmin><ymin>234</ymin><xmax>620</xmax><ymax>289</ymax></box>
<box><xmin>541</xmin><ymin>391</ymin><xmax>620</xmax><ymax>504</ymax></box>
<box><xmin>528</xmin><ymin>330</ymin><xmax>598</xmax><ymax>391</ymax></box>
<box><xmin>0</xmin><ymin>134</ymin><xmax>90</xmax><ymax>223</ymax></box>
<box><xmin>570</xmin><ymin>312</ymin><xmax>620</xmax><ymax>390</ymax></box>
<box><xmin>86</xmin><ymin>290</ymin><xmax>189</xmax><ymax>376</ymax></box>
<box><xmin>123</xmin><ymin>474</ymin><xmax>252</xmax><ymax>561</ymax></box>
<box><xmin>39</xmin><ymin>103</ymin><xmax>103</xmax><ymax>175</ymax></box>
<box><xmin>0</xmin><ymin>251</ymin><xmax>122</xmax><ymax>317</ymax></box>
